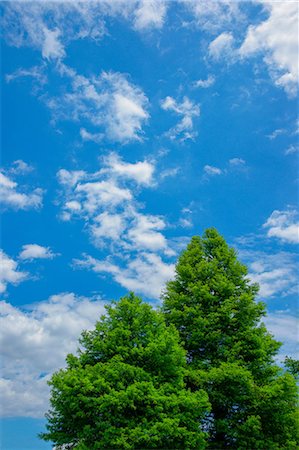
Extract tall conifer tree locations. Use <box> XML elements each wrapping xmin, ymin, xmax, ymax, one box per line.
<box><xmin>162</xmin><ymin>229</ymin><xmax>298</xmax><ymax>449</ymax></box>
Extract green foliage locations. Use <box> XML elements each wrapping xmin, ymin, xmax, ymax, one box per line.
<box><xmin>162</xmin><ymin>228</ymin><xmax>299</xmax><ymax>449</ymax></box>
<box><xmin>41</xmin><ymin>294</ymin><xmax>210</xmax><ymax>449</ymax></box>
<box><xmin>284</xmin><ymin>356</ymin><xmax>299</xmax><ymax>379</ymax></box>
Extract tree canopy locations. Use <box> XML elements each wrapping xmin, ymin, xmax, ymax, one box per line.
<box><xmin>162</xmin><ymin>228</ymin><xmax>298</xmax><ymax>448</ymax></box>
<box><xmin>42</xmin><ymin>229</ymin><xmax>298</xmax><ymax>449</ymax></box>
<box><xmin>41</xmin><ymin>294</ymin><xmax>210</xmax><ymax>449</ymax></box>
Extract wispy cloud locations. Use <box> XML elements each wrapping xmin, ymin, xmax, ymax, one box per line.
<box><xmin>74</xmin><ymin>252</ymin><xmax>174</xmax><ymax>299</ymax></box>
<box><xmin>1</xmin><ymin>1</ymin><xmax>168</xmax><ymax>62</ymax></box>
<box><xmin>204</xmin><ymin>165</ymin><xmax>222</xmax><ymax>176</ymax></box>
<box><xmin>194</xmin><ymin>75</ymin><xmax>215</xmax><ymax>89</ymax></box>
<box><xmin>45</xmin><ymin>64</ymin><xmax>149</xmax><ymax>143</ymax></box>
<box><xmin>161</xmin><ymin>95</ymin><xmax>200</xmax><ymax>141</ymax></box>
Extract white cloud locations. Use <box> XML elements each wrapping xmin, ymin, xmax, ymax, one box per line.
<box><xmin>263</xmin><ymin>209</ymin><xmax>299</xmax><ymax>244</ymax></box>
<box><xmin>57</xmin><ymin>154</ymin><xmax>175</xmax><ymax>296</ymax></box>
<box><xmin>204</xmin><ymin>165</ymin><xmax>222</xmax><ymax>176</ymax></box>
<box><xmin>264</xmin><ymin>312</ymin><xmax>298</xmax><ymax>362</ymax></box>
<box><xmin>194</xmin><ymin>75</ymin><xmax>215</xmax><ymax>89</ymax></box>
<box><xmin>244</xmin><ymin>250</ymin><xmax>298</xmax><ymax>299</ymax></box>
<box><xmin>6</xmin><ymin>64</ymin><xmax>47</xmax><ymax>87</ymax></box>
<box><xmin>285</xmin><ymin>145</ymin><xmax>298</xmax><ymax>156</ymax></box>
<box><xmin>0</xmin><ymin>293</ymin><xmax>106</xmax><ymax>417</ymax></box>
<box><xmin>0</xmin><ymin>171</ymin><xmax>43</xmax><ymax>211</ymax></box>
<box><xmin>46</xmin><ymin>65</ymin><xmax>149</xmax><ymax>143</ymax></box>
<box><xmin>267</xmin><ymin>128</ymin><xmax>286</xmax><ymax>140</ymax></box>
<box><xmin>0</xmin><ymin>250</ymin><xmax>27</xmax><ymax>294</ymax></box>
<box><xmin>19</xmin><ymin>244</ymin><xmax>57</xmax><ymax>261</ymax></box>
<box><xmin>127</xmin><ymin>213</ymin><xmax>167</xmax><ymax>251</ymax></box>
<box><xmin>42</xmin><ymin>27</ymin><xmax>65</xmax><ymax>60</ymax></box>
<box><xmin>239</xmin><ymin>2</ymin><xmax>298</xmax><ymax>97</ymax></box>
<box><xmin>9</xmin><ymin>160</ymin><xmax>34</xmax><ymax>175</ymax></box>
<box><xmin>1</xmin><ymin>1</ymin><xmax>168</xmax><ymax>63</ymax></box>
<box><xmin>80</xmin><ymin>128</ymin><xmax>103</xmax><ymax>143</ymax></box>
<box><xmin>185</xmin><ymin>0</ymin><xmax>242</xmax><ymax>33</ymax></box>
<box><xmin>161</xmin><ymin>96</ymin><xmax>200</xmax><ymax>141</ymax></box>
<box><xmin>229</xmin><ymin>158</ymin><xmax>246</xmax><ymax>167</ymax></box>
<box><xmin>75</xmin><ymin>253</ymin><xmax>174</xmax><ymax>299</ymax></box>
<box><xmin>209</xmin><ymin>32</ymin><xmax>235</xmax><ymax>60</ymax></box>
<box><xmin>133</xmin><ymin>0</ymin><xmax>167</xmax><ymax>30</ymax></box>
<box><xmin>104</xmin><ymin>153</ymin><xmax>155</xmax><ymax>186</ymax></box>
<box><xmin>75</xmin><ymin>180</ymin><xmax>132</xmax><ymax>213</ymax></box>
<box><xmin>1</xmin><ymin>2</ymin><xmax>106</xmax><ymax>60</ymax></box>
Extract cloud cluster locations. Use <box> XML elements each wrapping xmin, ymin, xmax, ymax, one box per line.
<box><xmin>239</xmin><ymin>1</ymin><xmax>298</xmax><ymax>98</ymax></box>
<box><xmin>1</xmin><ymin>1</ymin><xmax>168</xmax><ymax>61</ymax></box>
<box><xmin>0</xmin><ymin>251</ymin><xmax>27</xmax><ymax>295</ymax></box>
<box><xmin>263</xmin><ymin>209</ymin><xmax>299</xmax><ymax>244</ymax></box>
<box><xmin>0</xmin><ymin>293</ymin><xmax>106</xmax><ymax>417</ymax></box>
<box><xmin>185</xmin><ymin>0</ymin><xmax>243</xmax><ymax>33</ymax></box>
<box><xmin>243</xmin><ymin>250</ymin><xmax>298</xmax><ymax>299</ymax></box>
<box><xmin>46</xmin><ymin>64</ymin><xmax>149</xmax><ymax>143</ymax></box>
<box><xmin>161</xmin><ymin>96</ymin><xmax>200</xmax><ymax>141</ymax></box>
<box><xmin>58</xmin><ymin>153</ymin><xmax>174</xmax><ymax>298</ymax></box>
<box><xmin>0</xmin><ymin>171</ymin><xmax>42</xmax><ymax>211</ymax></box>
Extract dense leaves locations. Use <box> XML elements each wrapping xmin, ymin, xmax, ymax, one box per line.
<box><xmin>41</xmin><ymin>294</ymin><xmax>210</xmax><ymax>449</ymax></box>
<box><xmin>162</xmin><ymin>229</ymin><xmax>298</xmax><ymax>448</ymax></box>
<box><xmin>42</xmin><ymin>230</ymin><xmax>298</xmax><ymax>449</ymax></box>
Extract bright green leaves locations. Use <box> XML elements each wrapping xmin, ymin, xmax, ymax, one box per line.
<box><xmin>162</xmin><ymin>228</ymin><xmax>298</xmax><ymax>448</ymax></box>
<box><xmin>42</xmin><ymin>230</ymin><xmax>298</xmax><ymax>449</ymax></box>
<box><xmin>41</xmin><ymin>293</ymin><xmax>210</xmax><ymax>449</ymax></box>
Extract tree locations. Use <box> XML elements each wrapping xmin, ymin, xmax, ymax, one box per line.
<box><xmin>162</xmin><ymin>228</ymin><xmax>298</xmax><ymax>449</ymax></box>
<box><xmin>41</xmin><ymin>294</ymin><xmax>210</xmax><ymax>450</ymax></box>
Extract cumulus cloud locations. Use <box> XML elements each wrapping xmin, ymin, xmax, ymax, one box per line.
<box><xmin>104</xmin><ymin>153</ymin><xmax>155</xmax><ymax>186</ymax></box>
<box><xmin>243</xmin><ymin>250</ymin><xmax>298</xmax><ymax>299</ymax></box>
<box><xmin>0</xmin><ymin>171</ymin><xmax>43</xmax><ymax>211</ymax></box>
<box><xmin>239</xmin><ymin>2</ymin><xmax>298</xmax><ymax>97</ymax></box>
<box><xmin>57</xmin><ymin>154</ymin><xmax>174</xmax><ymax>297</ymax></box>
<box><xmin>74</xmin><ymin>253</ymin><xmax>174</xmax><ymax>299</ymax></box>
<box><xmin>0</xmin><ymin>250</ymin><xmax>27</xmax><ymax>294</ymax></box>
<box><xmin>19</xmin><ymin>244</ymin><xmax>57</xmax><ymax>261</ymax></box>
<box><xmin>263</xmin><ymin>209</ymin><xmax>299</xmax><ymax>244</ymax></box>
<box><xmin>45</xmin><ymin>65</ymin><xmax>149</xmax><ymax>143</ymax></box>
<box><xmin>58</xmin><ymin>156</ymin><xmax>167</xmax><ymax>253</ymax></box>
<box><xmin>0</xmin><ymin>293</ymin><xmax>106</xmax><ymax>417</ymax></box>
<box><xmin>161</xmin><ymin>96</ymin><xmax>200</xmax><ymax>141</ymax></box>
<box><xmin>209</xmin><ymin>32</ymin><xmax>235</xmax><ymax>60</ymax></box>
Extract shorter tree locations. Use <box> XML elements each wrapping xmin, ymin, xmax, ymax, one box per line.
<box><xmin>41</xmin><ymin>294</ymin><xmax>210</xmax><ymax>450</ymax></box>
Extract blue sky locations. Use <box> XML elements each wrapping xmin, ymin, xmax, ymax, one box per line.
<box><xmin>0</xmin><ymin>1</ymin><xmax>298</xmax><ymax>448</ymax></box>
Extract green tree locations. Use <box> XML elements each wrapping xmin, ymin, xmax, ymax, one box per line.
<box><xmin>162</xmin><ymin>228</ymin><xmax>298</xmax><ymax>449</ymax></box>
<box><xmin>41</xmin><ymin>294</ymin><xmax>210</xmax><ymax>450</ymax></box>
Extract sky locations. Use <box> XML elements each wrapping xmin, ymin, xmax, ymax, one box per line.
<box><xmin>0</xmin><ymin>1</ymin><xmax>298</xmax><ymax>448</ymax></box>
